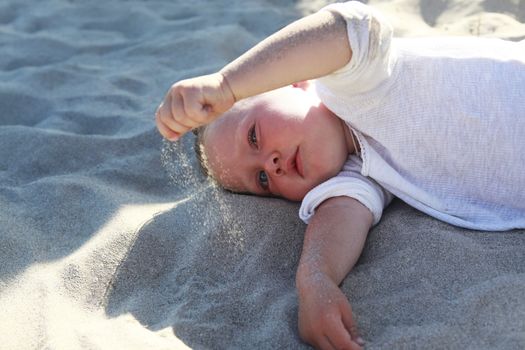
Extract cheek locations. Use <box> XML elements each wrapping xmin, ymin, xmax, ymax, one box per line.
<box><xmin>267</xmin><ymin>120</ymin><xmax>301</xmax><ymax>140</ymax></box>
<box><xmin>264</xmin><ymin>106</ymin><xmax>305</xmax><ymax>132</ymax></box>
<box><xmin>307</xmin><ymin>120</ymin><xmax>347</xmax><ymax>171</ymax></box>
<box><xmin>305</xmin><ymin>141</ymin><xmax>347</xmax><ymax>185</ymax></box>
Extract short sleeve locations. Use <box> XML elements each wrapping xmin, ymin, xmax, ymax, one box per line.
<box><xmin>316</xmin><ymin>1</ymin><xmax>394</xmax><ymax>95</ymax></box>
<box><xmin>299</xmin><ymin>156</ymin><xmax>393</xmax><ymax>226</ymax></box>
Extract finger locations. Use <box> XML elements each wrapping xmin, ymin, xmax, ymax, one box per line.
<box><xmin>157</xmin><ymin>99</ymin><xmax>193</xmax><ymax>137</ymax></box>
<box><xmin>317</xmin><ymin>336</ymin><xmax>336</xmax><ymax>350</ymax></box>
<box><xmin>326</xmin><ymin>320</ymin><xmax>354</xmax><ymax>350</ymax></box>
<box><xmin>340</xmin><ymin>304</ymin><xmax>365</xmax><ymax>347</ymax></box>
<box><xmin>155</xmin><ymin>112</ymin><xmax>180</xmax><ymax>141</ymax></box>
<box><xmin>158</xmin><ymin>104</ymin><xmax>193</xmax><ymax>136</ymax></box>
<box><xmin>173</xmin><ymin>89</ymin><xmax>210</xmax><ymax>128</ymax></box>
<box><xmin>156</xmin><ymin>95</ymin><xmax>194</xmax><ymax>135</ymax></box>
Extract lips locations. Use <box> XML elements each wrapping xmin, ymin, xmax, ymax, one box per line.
<box><xmin>295</xmin><ymin>147</ymin><xmax>304</xmax><ymax>177</ymax></box>
<box><xmin>285</xmin><ymin>147</ymin><xmax>304</xmax><ymax>178</ymax></box>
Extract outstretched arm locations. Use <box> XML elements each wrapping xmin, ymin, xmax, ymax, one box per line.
<box><xmin>155</xmin><ymin>9</ymin><xmax>351</xmax><ymax>141</ymax></box>
<box><xmin>296</xmin><ymin>196</ymin><xmax>373</xmax><ymax>350</ymax></box>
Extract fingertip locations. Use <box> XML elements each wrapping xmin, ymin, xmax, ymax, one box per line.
<box><xmin>168</xmin><ymin>133</ymin><xmax>180</xmax><ymax>142</ymax></box>
<box><xmin>356</xmin><ymin>337</ymin><xmax>365</xmax><ymax>346</ymax></box>
<box><xmin>164</xmin><ymin>128</ymin><xmax>180</xmax><ymax>142</ymax></box>
<box><xmin>156</xmin><ymin>118</ymin><xmax>180</xmax><ymax>142</ymax></box>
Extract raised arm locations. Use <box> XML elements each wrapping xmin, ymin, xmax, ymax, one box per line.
<box><xmin>296</xmin><ymin>196</ymin><xmax>373</xmax><ymax>350</ymax></box>
<box><xmin>155</xmin><ymin>9</ymin><xmax>351</xmax><ymax>141</ymax></box>
<box><xmin>221</xmin><ymin>9</ymin><xmax>351</xmax><ymax>100</ymax></box>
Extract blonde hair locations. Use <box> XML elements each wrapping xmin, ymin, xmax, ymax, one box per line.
<box><xmin>192</xmin><ymin>126</ymin><xmax>211</xmax><ymax>177</ymax></box>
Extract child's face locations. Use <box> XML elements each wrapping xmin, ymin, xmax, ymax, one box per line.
<box><xmin>202</xmin><ymin>85</ymin><xmax>350</xmax><ymax>201</ymax></box>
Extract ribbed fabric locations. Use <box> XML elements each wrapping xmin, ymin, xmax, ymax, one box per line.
<box><xmin>299</xmin><ymin>1</ymin><xmax>525</xmax><ymax>230</ymax></box>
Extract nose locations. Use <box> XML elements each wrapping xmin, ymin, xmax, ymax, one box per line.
<box><xmin>264</xmin><ymin>152</ymin><xmax>284</xmax><ymax>176</ymax></box>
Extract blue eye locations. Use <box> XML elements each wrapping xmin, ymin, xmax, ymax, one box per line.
<box><xmin>258</xmin><ymin>170</ymin><xmax>269</xmax><ymax>189</ymax></box>
<box><xmin>248</xmin><ymin>125</ymin><xmax>257</xmax><ymax>147</ymax></box>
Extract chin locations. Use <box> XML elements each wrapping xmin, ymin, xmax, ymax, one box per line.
<box><xmin>282</xmin><ymin>184</ymin><xmax>316</xmax><ymax>202</ymax></box>
<box><xmin>283</xmin><ymin>194</ymin><xmax>304</xmax><ymax>202</ymax></box>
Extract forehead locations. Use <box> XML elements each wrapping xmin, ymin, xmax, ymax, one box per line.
<box><xmin>201</xmin><ymin>101</ymin><xmax>253</xmax><ymax>193</ymax></box>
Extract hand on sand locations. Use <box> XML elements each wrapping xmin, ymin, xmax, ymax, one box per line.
<box><xmin>155</xmin><ymin>72</ymin><xmax>235</xmax><ymax>141</ymax></box>
<box><xmin>298</xmin><ymin>274</ymin><xmax>364</xmax><ymax>350</ymax></box>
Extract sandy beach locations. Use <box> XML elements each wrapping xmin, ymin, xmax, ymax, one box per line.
<box><xmin>1</xmin><ymin>0</ymin><xmax>524</xmax><ymax>349</ymax></box>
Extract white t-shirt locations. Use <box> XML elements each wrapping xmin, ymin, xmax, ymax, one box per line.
<box><xmin>299</xmin><ymin>1</ymin><xmax>525</xmax><ymax>230</ymax></box>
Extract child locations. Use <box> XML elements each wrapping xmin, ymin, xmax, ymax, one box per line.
<box><xmin>155</xmin><ymin>1</ymin><xmax>525</xmax><ymax>349</ymax></box>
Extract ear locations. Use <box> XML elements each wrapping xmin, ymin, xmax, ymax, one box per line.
<box><xmin>291</xmin><ymin>80</ymin><xmax>310</xmax><ymax>91</ymax></box>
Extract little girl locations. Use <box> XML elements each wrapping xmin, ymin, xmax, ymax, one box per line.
<box><xmin>155</xmin><ymin>2</ymin><xmax>525</xmax><ymax>349</ymax></box>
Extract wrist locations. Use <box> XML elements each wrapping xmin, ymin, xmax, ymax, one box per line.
<box><xmin>218</xmin><ymin>71</ymin><xmax>237</xmax><ymax>103</ymax></box>
<box><xmin>296</xmin><ymin>264</ymin><xmax>335</xmax><ymax>293</ymax></box>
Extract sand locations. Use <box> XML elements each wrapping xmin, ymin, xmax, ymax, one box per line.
<box><xmin>0</xmin><ymin>0</ymin><xmax>524</xmax><ymax>349</ymax></box>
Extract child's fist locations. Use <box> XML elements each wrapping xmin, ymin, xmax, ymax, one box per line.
<box><xmin>155</xmin><ymin>72</ymin><xmax>235</xmax><ymax>141</ymax></box>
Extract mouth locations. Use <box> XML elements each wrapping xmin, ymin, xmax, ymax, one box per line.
<box><xmin>295</xmin><ymin>147</ymin><xmax>304</xmax><ymax>177</ymax></box>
